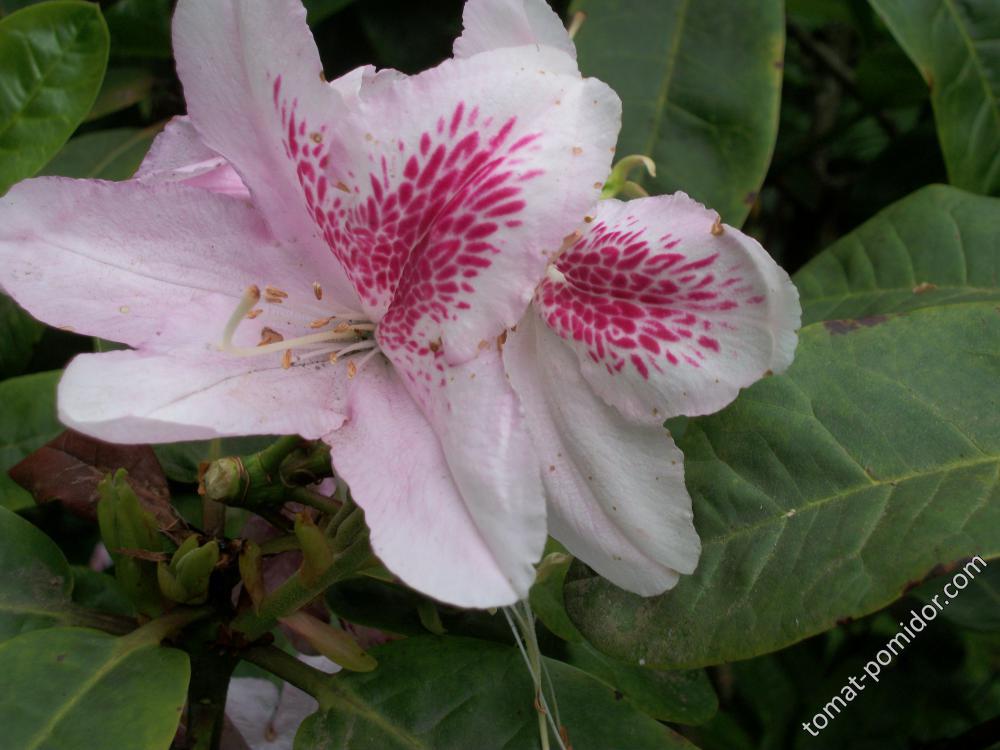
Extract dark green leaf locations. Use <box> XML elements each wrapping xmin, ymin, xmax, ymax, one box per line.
<box><xmin>0</xmin><ymin>1</ymin><xmax>110</xmax><ymax>195</ymax></box>
<box><xmin>570</xmin><ymin>0</ymin><xmax>784</xmax><ymax>226</ymax></box>
<box><xmin>0</xmin><ymin>626</ymin><xmax>189</xmax><ymax>749</ymax></box>
<box><xmin>910</xmin><ymin>558</ymin><xmax>1000</xmax><ymax>632</ymax></box>
<box><xmin>565</xmin><ymin>302</ymin><xmax>1000</xmax><ymax>668</ymax></box>
<box><xmin>0</xmin><ymin>370</ymin><xmax>61</xmax><ymax>511</ymax></box>
<box><xmin>295</xmin><ymin>636</ymin><xmax>699</xmax><ymax>749</ymax></box>
<box><xmin>870</xmin><ymin>0</ymin><xmax>1000</xmax><ymax>195</ymax></box>
<box><xmin>562</xmin><ymin>641</ymin><xmax>718</xmax><ymax>725</ymax></box>
<box><xmin>103</xmin><ymin>0</ymin><xmax>171</xmax><ymax>60</ymax></box>
<box><xmin>70</xmin><ymin>566</ymin><xmax>135</xmax><ymax>618</ymax></box>
<box><xmin>41</xmin><ymin>126</ymin><xmax>157</xmax><ymax>180</ymax></box>
<box><xmin>304</xmin><ymin>0</ymin><xmax>357</xmax><ymax>26</ymax></box>
<box><xmin>85</xmin><ymin>65</ymin><xmax>154</xmax><ymax>121</ymax></box>
<box><xmin>0</xmin><ymin>505</ymin><xmax>72</xmax><ymax>641</ymax></box>
<box><xmin>794</xmin><ymin>185</ymin><xmax>1000</xmax><ymax>325</ymax></box>
<box><xmin>0</xmin><ymin>292</ymin><xmax>44</xmax><ymax>378</ymax></box>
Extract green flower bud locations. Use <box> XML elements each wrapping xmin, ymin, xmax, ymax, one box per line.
<box><xmin>295</xmin><ymin>514</ymin><xmax>333</xmax><ymax>586</ymax></box>
<box><xmin>158</xmin><ymin>535</ymin><xmax>219</xmax><ymax>605</ymax></box>
<box><xmin>280</xmin><ymin>611</ymin><xmax>377</xmax><ymax>673</ymax></box>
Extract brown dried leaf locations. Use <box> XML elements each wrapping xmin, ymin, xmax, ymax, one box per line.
<box><xmin>9</xmin><ymin>429</ymin><xmax>186</xmax><ymax>540</ymax></box>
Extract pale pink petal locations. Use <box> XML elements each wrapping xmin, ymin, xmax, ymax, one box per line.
<box><xmin>537</xmin><ymin>194</ymin><xmax>801</xmax><ymax>423</ymax></box>
<box><xmin>325</xmin><ymin>353</ymin><xmax>546</xmax><ymax>608</ymax></box>
<box><xmin>308</xmin><ymin>46</ymin><xmax>620</xmax><ymax>363</ymax></box>
<box><xmin>136</xmin><ymin>117</ymin><xmax>249</xmax><ymax>198</ymax></box>
<box><xmin>172</xmin><ymin>0</ymin><xmax>359</xmax><ymax>307</ymax></box>
<box><xmin>0</xmin><ymin>178</ymin><xmax>342</xmax><ymax>352</ymax></box>
<box><xmin>454</xmin><ymin>0</ymin><xmax>577</xmax><ymax>61</ymax></box>
<box><xmin>59</xmin><ymin>349</ymin><xmax>348</xmax><ymax>443</ymax></box>
<box><xmin>504</xmin><ymin>312</ymin><xmax>699</xmax><ymax>595</ymax></box>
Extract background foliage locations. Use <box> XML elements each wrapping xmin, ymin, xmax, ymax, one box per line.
<box><xmin>0</xmin><ymin>1</ymin><xmax>997</xmax><ymax>749</ymax></box>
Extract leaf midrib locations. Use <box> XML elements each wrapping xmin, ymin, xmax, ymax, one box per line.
<box><xmin>0</xmin><ymin>13</ymin><xmax>97</xmax><ymax>143</ymax></box>
<box><xmin>697</xmin><ymin>450</ymin><xmax>997</xmax><ymax>550</ymax></box>
<box><xmin>940</xmin><ymin>0</ymin><xmax>1000</xmax><ymax>137</ymax></box>
<box><xmin>641</xmin><ymin>0</ymin><xmax>691</xmax><ymax>160</ymax></box>
<box><xmin>20</xmin><ymin>635</ymin><xmax>136</xmax><ymax>750</ymax></box>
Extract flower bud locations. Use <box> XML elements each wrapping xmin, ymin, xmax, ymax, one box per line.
<box><xmin>158</xmin><ymin>535</ymin><xmax>219</xmax><ymax>605</ymax></box>
<box><xmin>295</xmin><ymin>514</ymin><xmax>333</xmax><ymax>586</ymax></box>
<box><xmin>280</xmin><ymin>611</ymin><xmax>377</xmax><ymax>672</ymax></box>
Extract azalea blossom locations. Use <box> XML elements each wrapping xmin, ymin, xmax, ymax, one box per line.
<box><xmin>0</xmin><ymin>0</ymin><xmax>799</xmax><ymax>606</ymax></box>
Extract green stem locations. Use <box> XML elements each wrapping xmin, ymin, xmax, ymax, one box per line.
<box><xmin>123</xmin><ymin>606</ymin><xmax>213</xmax><ymax>648</ymax></box>
<box><xmin>202</xmin><ymin>438</ymin><xmax>226</xmax><ymax>538</ymax></box>
<box><xmin>290</xmin><ymin>487</ymin><xmax>342</xmax><ymax>517</ymax></box>
<box><xmin>187</xmin><ymin>648</ymin><xmax>239</xmax><ymax>750</ymax></box>
<box><xmin>241</xmin><ymin>645</ymin><xmax>334</xmax><ymax>701</ymax></box>
<box><xmin>231</xmin><ymin>535</ymin><xmax>375</xmax><ymax>640</ymax></box>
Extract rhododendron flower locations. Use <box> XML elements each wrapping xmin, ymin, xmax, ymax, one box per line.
<box><xmin>0</xmin><ymin>0</ymin><xmax>799</xmax><ymax>606</ymax></box>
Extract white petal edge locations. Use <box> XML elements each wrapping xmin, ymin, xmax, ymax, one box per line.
<box><xmin>325</xmin><ymin>353</ymin><xmax>546</xmax><ymax>608</ymax></box>
<box><xmin>454</xmin><ymin>0</ymin><xmax>577</xmax><ymax>61</ymax></box>
<box><xmin>504</xmin><ymin>311</ymin><xmax>700</xmax><ymax>595</ymax></box>
<box><xmin>59</xmin><ymin>349</ymin><xmax>349</xmax><ymax>444</ymax></box>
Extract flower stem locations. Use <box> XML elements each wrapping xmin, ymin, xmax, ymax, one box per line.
<box><xmin>241</xmin><ymin>644</ymin><xmax>335</xmax><ymax>701</ymax></box>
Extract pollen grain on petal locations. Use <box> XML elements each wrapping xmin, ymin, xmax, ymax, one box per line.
<box><xmin>313</xmin><ymin>281</ymin><xmax>323</xmax><ymax>300</ymax></box>
<box><xmin>247</xmin><ymin>308</ymin><xmax>263</xmax><ymax>319</ymax></box>
<box><xmin>347</xmin><ymin>361</ymin><xmax>358</xmax><ymax>378</ymax></box>
<box><xmin>282</xmin><ymin>350</ymin><xmax>293</xmax><ymax>369</ymax></box>
<box><xmin>310</xmin><ymin>317</ymin><xmax>333</xmax><ymax>329</ymax></box>
<box><xmin>711</xmin><ymin>216</ymin><xmax>724</xmax><ymax>236</ymax></box>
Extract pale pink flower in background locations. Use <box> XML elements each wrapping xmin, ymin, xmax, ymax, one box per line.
<box><xmin>0</xmin><ymin>0</ymin><xmax>799</xmax><ymax>606</ymax></box>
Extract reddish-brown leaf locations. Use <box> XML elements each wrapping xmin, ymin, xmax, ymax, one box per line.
<box><xmin>9</xmin><ymin>429</ymin><xmax>186</xmax><ymax>540</ymax></box>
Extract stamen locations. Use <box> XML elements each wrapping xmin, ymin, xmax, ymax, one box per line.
<box><xmin>258</xmin><ymin>327</ymin><xmax>284</xmax><ymax>346</ymax></box>
<box><xmin>310</xmin><ymin>317</ymin><xmax>333</xmax><ymax>329</ymax></box>
<box><xmin>264</xmin><ymin>285</ymin><xmax>288</xmax><ymax>304</ymax></box>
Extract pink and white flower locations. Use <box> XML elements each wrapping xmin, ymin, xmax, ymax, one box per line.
<box><xmin>0</xmin><ymin>0</ymin><xmax>799</xmax><ymax>607</ymax></box>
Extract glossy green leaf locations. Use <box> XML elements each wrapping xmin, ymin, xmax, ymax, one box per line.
<box><xmin>0</xmin><ymin>626</ymin><xmax>189</xmax><ymax>750</ymax></box>
<box><xmin>295</xmin><ymin>636</ymin><xmax>698</xmax><ymax>750</ymax></box>
<box><xmin>565</xmin><ymin>302</ymin><xmax>1000</xmax><ymax>668</ymax></box>
<box><xmin>0</xmin><ymin>370</ymin><xmax>61</xmax><ymax>511</ymax></box>
<box><xmin>0</xmin><ymin>292</ymin><xmax>44</xmax><ymax>378</ymax></box>
<box><xmin>41</xmin><ymin>126</ymin><xmax>156</xmax><ymax>180</ymax></box>
<box><xmin>794</xmin><ymin>185</ymin><xmax>1000</xmax><ymax>325</ymax></box>
<box><xmin>870</xmin><ymin>0</ymin><xmax>1000</xmax><ymax>195</ymax></box>
<box><xmin>0</xmin><ymin>505</ymin><xmax>72</xmax><ymax>641</ymax></box>
<box><xmin>0</xmin><ymin>1</ymin><xmax>110</xmax><ymax>195</ymax></box>
<box><xmin>103</xmin><ymin>0</ymin><xmax>171</xmax><ymax>60</ymax></box>
<box><xmin>570</xmin><ymin>0</ymin><xmax>784</xmax><ymax>226</ymax></box>
<box><xmin>85</xmin><ymin>65</ymin><xmax>153</xmax><ymax>121</ymax></box>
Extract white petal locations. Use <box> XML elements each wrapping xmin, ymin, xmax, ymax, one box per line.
<box><xmin>135</xmin><ymin>116</ymin><xmax>249</xmax><ymax>198</ymax></box>
<box><xmin>172</xmin><ymin>0</ymin><xmax>359</xmax><ymax>307</ymax></box>
<box><xmin>59</xmin><ymin>349</ymin><xmax>349</xmax><ymax>443</ymax></box>
<box><xmin>330</xmin><ymin>45</ymin><xmax>620</xmax><ymax>362</ymax></box>
<box><xmin>0</xmin><ymin>178</ymin><xmax>341</xmax><ymax>352</ymax></box>
<box><xmin>325</xmin><ymin>353</ymin><xmax>546</xmax><ymax>608</ymax></box>
<box><xmin>454</xmin><ymin>0</ymin><xmax>577</xmax><ymax>61</ymax></box>
<box><xmin>537</xmin><ymin>194</ymin><xmax>801</xmax><ymax>422</ymax></box>
<box><xmin>504</xmin><ymin>311</ymin><xmax>700</xmax><ymax>595</ymax></box>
